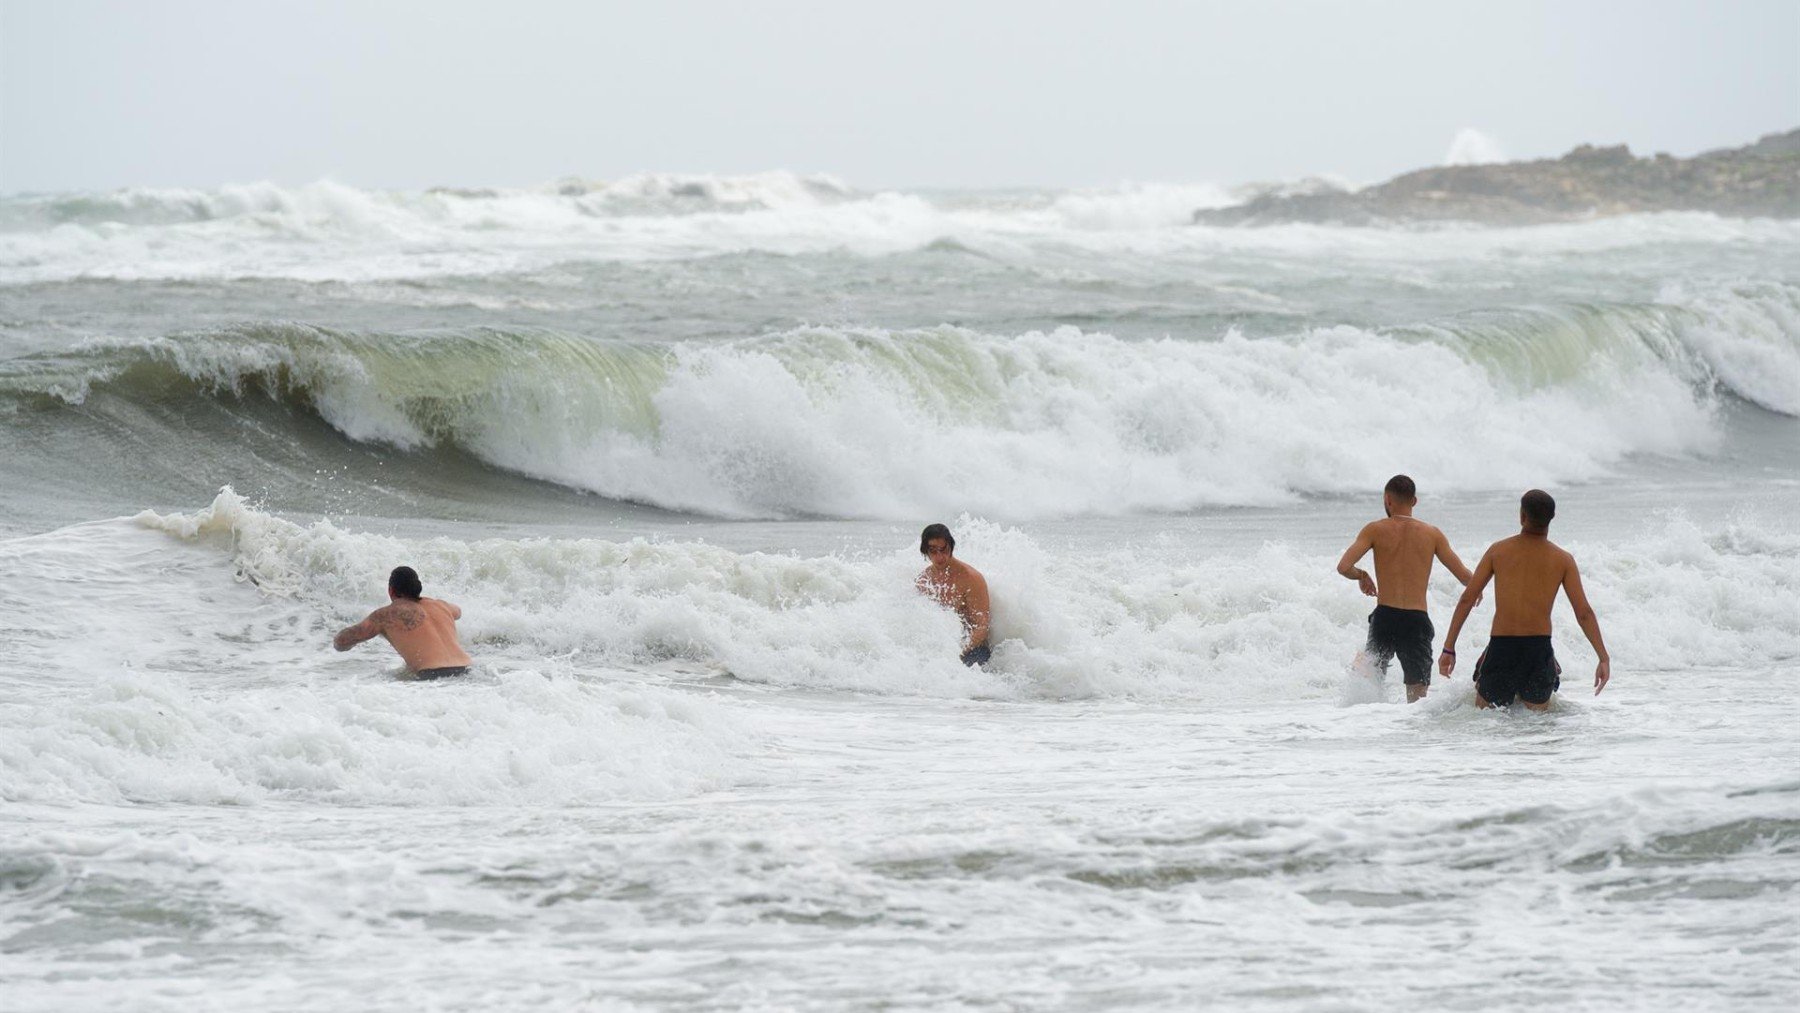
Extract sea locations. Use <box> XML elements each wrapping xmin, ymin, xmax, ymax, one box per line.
<box><xmin>1</xmin><ymin>173</ymin><xmax>1796</xmax><ymax>1011</ymax></box>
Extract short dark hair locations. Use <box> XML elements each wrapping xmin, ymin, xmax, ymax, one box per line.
<box><xmin>919</xmin><ymin>523</ymin><xmax>954</xmax><ymax>555</ymax></box>
<box><xmin>1384</xmin><ymin>474</ymin><xmax>1416</xmax><ymax>501</ymax></box>
<box><xmin>388</xmin><ymin>565</ymin><xmax>423</xmax><ymax>601</ymax></box>
<box><xmin>1521</xmin><ymin>489</ymin><xmax>1556</xmax><ymax>530</ymax></box>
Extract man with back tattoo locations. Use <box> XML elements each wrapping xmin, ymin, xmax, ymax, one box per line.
<box><xmin>332</xmin><ymin>565</ymin><xmax>474</xmax><ymax>679</ymax></box>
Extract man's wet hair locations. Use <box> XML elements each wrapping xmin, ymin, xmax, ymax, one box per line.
<box><xmin>1384</xmin><ymin>474</ymin><xmax>1417</xmax><ymax>501</ymax></box>
<box><xmin>1521</xmin><ymin>489</ymin><xmax>1556</xmax><ymax>530</ymax></box>
<box><xmin>389</xmin><ymin>565</ymin><xmax>423</xmax><ymax>601</ymax></box>
<box><xmin>919</xmin><ymin>523</ymin><xmax>955</xmax><ymax>555</ymax></box>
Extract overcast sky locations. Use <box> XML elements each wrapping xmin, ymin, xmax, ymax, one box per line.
<box><xmin>2</xmin><ymin>0</ymin><xmax>1795</xmax><ymax>193</ymax></box>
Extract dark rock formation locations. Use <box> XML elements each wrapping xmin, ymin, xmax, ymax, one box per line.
<box><xmin>1194</xmin><ymin>129</ymin><xmax>1800</xmax><ymax>226</ymax></box>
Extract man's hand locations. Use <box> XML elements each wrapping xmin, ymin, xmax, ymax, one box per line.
<box><xmin>1593</xmin><ymin>658</ymin><xmax>1610</xmax><ymax>695</ymax></box>
<box><xmin>1357</xmin><ymin>571</ymin><xmax>1377</xmax><ymax>597</ymax></box>
<box><xmin>1438</xmin><ymin>650</ymin><xmax>1456</xmax><ymax>677</ymax></box>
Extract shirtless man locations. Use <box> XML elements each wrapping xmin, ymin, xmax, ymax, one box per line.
<box><xmin>1336</xmin><ymin>475</ymin><xmax>1475</xmax><ymax>702</ymax></box>
<box><xmin>332</xmin><ymin>565</ymin><xmax>474</xmax><ymax>679</ymax></box>
<box><xmin>1438</xmin><ymin>490</ymin><xmax>1610</xmax><ymax>709</ymax></box>
<box><xmin>915</xmin><ymin>523</ymin><xmax>992</xmax><ymax>666</ymax></box>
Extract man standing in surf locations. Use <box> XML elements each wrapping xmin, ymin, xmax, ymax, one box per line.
<box><xmin>916</xmin><ymin>524</ymin><xmax>992</xmax><ymax>666</ymax></box>
<box><xmin>1438</xmin><ymin>490</ymin><xmax>1611</xmax><ymax>709</ymax></box>
<box><xmin>332</xmin><ymin>566</ymin><xmax>474</xmax><ymax>679</ymax></box>
<box><xmin>1336</xmin><ymin>475</ymin><xmax>1476</xmax><ymax>702</ymax></box>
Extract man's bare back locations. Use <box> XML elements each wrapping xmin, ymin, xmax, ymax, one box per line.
<box><xmin>1440</xmin><ymin>490</ymin><xmax>1610</xmax><ymax>709</ymax></box>
<box><xmin>333</xmin><ymin>567</ymin><xmax>472</xmax><ymax>676</ymax></box>
<box><xmin>1336</xmin><ymin>477</ymin><xmax>1473</xmax><ymax>701</ymax></box>
<box><xmin>1339</xmin><ymin>515</ymin><xmax>1470</xmax><ymax>610</ymax></box>
<box><xmin>1480</xmin><ymin>534</ymin><xmax>1578</xmax><ymax>636</ymax></box>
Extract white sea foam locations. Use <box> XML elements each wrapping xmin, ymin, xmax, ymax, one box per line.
<box><xmin>7</xmin><ymin>711</ymin><xmax>1794</xmax><ymax>1011</ymax></box>
<box><xmin>117</xmin><ymin>490</ymin><xmax>1800</xmax><ymax>702</ymax></box>
<box><xmin>3</xmin><ymin>175</ymin><xmax>1796</xmax><ymax>283</ymax></box>
<box><xmin>1045</xmin><ymin>181</ymin><xmax>1240</xmax><ymax>229</ymax></box>
<box><xmin>0</xmin><ymin>667</ymin><xmax>751</xmax><ymax>806</ymax></box>
<box><xmin>0</xmin><ymin>512</ymin><xmax>758</xmax><ymax>807</ymax></box>
<box><xmin>1656</xmin><ymin>279</ymin><xmax>1800</xmax><ymax>414</ymax></box>
<box><xmin>562</xmin><ymin>170</ymin><xmax>855</xmax><ymax>212</ymax></box>
<box><xmin>1</xmin><ymin>489</ymin><xmax>1793</xmax><ymax>814</ymax></box>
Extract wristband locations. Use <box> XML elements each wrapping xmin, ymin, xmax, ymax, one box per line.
<box><xmin>1440</xmin><ymin>648</ymin><xmax>1455</xmax><ymax>655</ymax></box>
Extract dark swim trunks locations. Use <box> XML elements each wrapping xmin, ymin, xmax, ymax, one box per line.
<box><xmin>1366</xmin><ymin>605</ymin><xmax>1435</xmax><ymax>686</ymax></box>
<box><xmin>960</xmin><ymin>644</ymin><xmax>992</xmax><ymax>667</ymax></box>
<box><xmin>414</xmin><ymin>666</ymin><xmax>469</xmax><ymax>680</ymax></box>
<box><xmin>1474</xmin><ymin>636</ymin><xmax>1559</xmax><ymax>706</ymax></box>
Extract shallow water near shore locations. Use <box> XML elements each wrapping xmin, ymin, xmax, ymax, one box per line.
<box><xmin>2</xmin><ymin>177</ymin><xmax>1797</xmax><ymax>1010</ymax></box>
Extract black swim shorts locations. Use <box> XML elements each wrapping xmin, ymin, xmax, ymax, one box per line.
<box><xmin>960</xmin><ymin>643</ymin><xmax>992</xmax><ymax>667</ymax></box>
<box><xmin>414</xmin><ymin>666</ymin><xmax>469</xmax><ymax>680</ymax></box>
<box><xmin>1474</xmin><ymin>636</ymin><xmax>1559</xmax><ymax>706</ymax></box>
<box><xmin>1366</xmin><ymin>605</ymin><xmax>1435</xmax><ymax>686</ymax></box>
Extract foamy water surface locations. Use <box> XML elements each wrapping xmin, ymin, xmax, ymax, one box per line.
<box><xmin>2</xmin><ymin>175</ymin><xmax>1797</xmax><ymax>1010</ymax></box>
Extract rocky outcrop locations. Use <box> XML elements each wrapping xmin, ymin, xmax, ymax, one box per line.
<box><xmin>1194</xmin><ymin>129</ymin><xmax>1800</xmax><ymax>226</ymax></box>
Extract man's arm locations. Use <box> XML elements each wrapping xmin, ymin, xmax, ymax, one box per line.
<box><xmin>436</xmin><ymin>599</ymin><xmax>463</xmax><ymax>621</ymax></box>
<box><xmin>1433</xmin><ymin>528</ymin><xmax>1475</xmax><ymax>586</ymax></box>
<box><xmin>1438</xmin><ymin>548</ymin><xmax>1495</xmax><ymax>676</ymax></box>
<box><xmin>962</xmin><ymin>572</ymin><xmax>991</xmax><ymax>649</ymax></box>
<box><xmin>1560</xmin><ymin>556</ymin><xmax>1611</xmax><ymax>695</ymax></box>
<box><xmin>1336</xmin><ymin>523</ymin><xmax>1378</xmax><ymax>597</ymax></box>
<box><xmin>332</xmin><ymin>610</ymin><xmax>385</xmax><ymax>652</ymax></box>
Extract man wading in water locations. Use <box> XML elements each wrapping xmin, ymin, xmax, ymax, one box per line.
<box><xmin>915</xmin><ymin>523</ymin><xmax>992</xmax><ymax>666</ymax></box>
<box><xmin>1438</xmin><ymin>489</ymin><xmax>1611</xmax><ymax>709</ymax></box>
<box><xmin>332</xmin><ymin>566</ymin><xmax>474</xmax><ymax>679</ymax></box>
<box><xmin>1336</xmin><ymin>475</ymin><xmax>1476</xmax><ymax>702</ymax></box>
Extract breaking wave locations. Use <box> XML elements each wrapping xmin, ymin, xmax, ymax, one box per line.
<box><xmin>0</xmin><ymin>487</ymin><xmax>1793</xmax><ymax>804</ymax></box>
<box><xmin>0</xmin><ymin>172</ymin><xmax>856</xmax><ymax>231</ymax></box>
<box><xmin>3</xmin><ymin>283</ymin><xmax>1795</xmax><ymax>520</ymax></box>
<box><xmin>137</xmin><ymin>490</ymin><xmax>1800</xmax><ymax>699</ymax></box>
<box><xmin>5</xmin><ymin>174</ymin><xmax>1796</xmax><ymax>283</ymax></box>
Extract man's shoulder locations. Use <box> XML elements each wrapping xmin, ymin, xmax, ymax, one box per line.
<box><xmin>1370</xmin><ymin>516</ymin><xmax>1430</xmax><ymax>537</ymax></box>
<box><xmin>1373</xmin><ymin>517</ymin><xmax>1435</xmax><ymax>548</ymax></box>
<box><xmin>383</xmin><ymin>600</ymin><xmax>429</xmax><ymax>628</ymax></box>
<box><xmin>1362</xmin><ymin>518</ymin><xmax>1397</xmax><ymax>544</ymax></box>
<box><xmin>1405</xmin><ymin>519</ymin><xmax>1447</xmax><ymax>544</ymax></box>
<box><xmin>359</xmin><ymin>602</ymin><xmax>400</xmax><ymax>630</ymax></box>
<box><xmin>1491</xmin><ymin>534</ymin><xmax>1568</xmax><ymax>560</ymax></box>
<box><xmin>954</xmin><ymin>561</ymin><xmax>987</xmax><ymax>584</ymax></box>
<box><xmin>424</xmin><ymin>597</ymin><xmax>463</xmax><ymax>619</ymax></box>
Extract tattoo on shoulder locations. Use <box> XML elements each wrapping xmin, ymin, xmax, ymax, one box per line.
<box><xmin>374</xmin><ymin>605</ymin><xmax>423</xmax><ymax>631</ymax></box>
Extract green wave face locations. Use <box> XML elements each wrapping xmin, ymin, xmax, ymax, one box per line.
<box><xmin>1</xmin><ymin>283</ymin><xmax>1794</xmax><ymax>520</ymax></box>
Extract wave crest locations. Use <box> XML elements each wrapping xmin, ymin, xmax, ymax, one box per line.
<box><xmin>4</xmin><ymin>285</ymin><xmax>1795</xmax><ymax>519</ymax></box>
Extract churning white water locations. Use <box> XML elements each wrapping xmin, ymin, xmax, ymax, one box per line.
<box><xmin>2</xmin><ymin>176</ymin><xmax>1797</xmax><ymax>1010</ymax></box>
